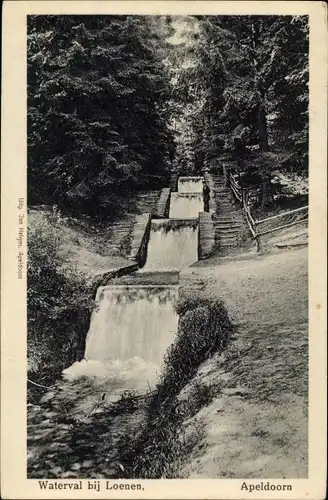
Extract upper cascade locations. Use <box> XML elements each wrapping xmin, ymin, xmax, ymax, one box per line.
<box><xmin>178</xmin><ymin>176</ymin><xmax>204</xmax><ymax>193</ymax></box>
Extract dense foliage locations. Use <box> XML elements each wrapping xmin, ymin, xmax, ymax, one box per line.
<box><xmin>28</xmin><ymin>15</ymin><xmax>175</xmax><ymax>215</ymax></box>
<box><xmin>28</xmin><ymin>15</ymin><xmax>308</xmax><ymax>209</ymax></box>
<box><xmin>27</xmin><ymin>211</ymin><xmax>93</xmax><ymax>400</ymax></box>
<box><xmin>168</xmin><ymin>16</ymin><xmax>309</xmax><ymax>179</ymax></box>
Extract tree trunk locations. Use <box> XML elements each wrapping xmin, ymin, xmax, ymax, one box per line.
<box><xmin>251</xmin><ymin>20</ymin><xmax>269</xmax><ymax>153</ymax></box>
<box><xmin>258</xmin><ymin>91</ymin><xmax>269</xmax><ymax>152</ymax></box>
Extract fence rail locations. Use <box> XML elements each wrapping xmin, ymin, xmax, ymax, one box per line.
<box><xmin>255</xmin><ymin>205</ymin><xmax>308</xmax><ymax>226</ymax></box>
<box><xmin>228</xmin><ymin>174</ymin><xmax>308</xmax><ymax>252</ymax></box>
<box><xmin>229</xmin><ymin>175</ymin><xmax>243</xmax><ymax>202</ymax></box>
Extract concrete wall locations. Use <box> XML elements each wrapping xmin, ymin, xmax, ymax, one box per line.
<box><xmin>155</xmin><ymin>188</ymin><xmax>171</xmax><ymax>218</ymax></box>
<box><xmin>204</xmin><ymin>173</ymin><xmax>216</xmax><ymax>215</ymax></box>
<box><xmin>198</xmin><ymin>212</ymin><xmax>216</xmax><ymax>260</ymax></box>
<box><xmin>129</xmin><ymin>213</ymin><xmax>152</xmax><ymax>267</ymax></box>
<box><xmin>170</xmin><ymin>174</ymin><xmax>178</xmax><ymax>192</ymax></box>
<box><xmin>90</xmin><ymin>262</ymin><xmax>139</xmax><ymax>297</ymax></box>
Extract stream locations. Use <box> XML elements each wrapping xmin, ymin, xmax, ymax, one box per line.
<box><xmin>62</xmin><ymin>177</ymin><xmax>205</xmax><ymax>397</ymax></box>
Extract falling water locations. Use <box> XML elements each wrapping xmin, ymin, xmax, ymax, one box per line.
<box><xmin>142</xmin><ymin>219</ymin><xmax>199</xmax><ymax>271</ymax></box>
<box><xmin>63</xmin><ymin>285</ymin><xmax>178</xmax><ymax>392</ymax></box>
<box><xmin>178</xmin><ymin>176</ymin><xmax>204</xmax><ymax>193</ymax></box>
<box><xmin>85</xmin><ymin>286</ymin><xmax>178</xmax><ymax>364</ymax></box>
<box><xmin>169</xmin><ymin>193</ymin><xmax>204</xmax><ymax>218</ymax></box>
<box><xmin>63</xmin><ymin>176</ymin><xmax>204</xmax><ymax>395</ymax></box>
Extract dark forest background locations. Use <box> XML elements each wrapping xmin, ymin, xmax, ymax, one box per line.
<box><xmin>28</xmin><ymin>15</ymin><xmax>309</xmax><ymax>216</ymax></box>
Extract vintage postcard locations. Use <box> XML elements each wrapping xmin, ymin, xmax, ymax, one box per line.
<box><xmin>1</xmin><ymin>1</ymin><xmax>327</xmax><ymax>499</ymax></box>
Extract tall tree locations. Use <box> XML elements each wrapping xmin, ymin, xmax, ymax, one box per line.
<box><xmin>175</xmin><ymin>15</ymin><xmax>308</xmax><ymax>202</ymax></box>
<box><xmin>28</xmin><ymin>15</ymin><xmax>175</xmax><ymax>215</ymax></box>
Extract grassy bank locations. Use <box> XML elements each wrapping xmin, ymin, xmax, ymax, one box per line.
<box><xmin>27</xmin><ymin>210</ymin><xmax>95</xmax><ymax>402</ymax></box>
<box><xmin>119</xmin><ymin>295</ymin><xmax>234</xmax><ymax>478</ymax></box>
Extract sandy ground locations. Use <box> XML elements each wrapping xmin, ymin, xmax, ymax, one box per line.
<box><xmin>179</xmin><ymin>246</ymin><xmax>308</xmax><ymax>478</ymax></box>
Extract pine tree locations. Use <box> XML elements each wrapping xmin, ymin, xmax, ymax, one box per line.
<box><xmin>181</xmin><ymin>15</ymin><xmax>308</xmax><ymax>202</ymax></box>
<box><xmin>27</xmin><ymin>15</ymin><xmax>175</xmax><ymax>214</ymax></box>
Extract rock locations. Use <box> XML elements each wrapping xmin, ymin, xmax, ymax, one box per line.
<box><xmin>61</xmin><ymin>471</ymin><xmax>78</xmax><ymax>478</ymax></box>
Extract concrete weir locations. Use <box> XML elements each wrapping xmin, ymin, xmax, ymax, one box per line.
<box><xmin>64</xmin><ymin>175</ymin><xmax>215</xmax><ymax>390</ymax></box>
<box><xmin>142</xmin><ymin>218</ymin><xmax>199</xmax><ymax>271</ymax></box>
<box><xmin>178</xmin><ymin>176</ymin><xmax>204</xmax><ymax>193</ymax></box>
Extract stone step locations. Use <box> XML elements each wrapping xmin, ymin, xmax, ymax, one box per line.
<box><xmin>218</xmin><ymin>232</ymin><xmax>239</xmax><ymax>238</ymax></box>
<box><xmin>219</xmin><ymin>237</ymin><xmax>239</xmax><ymax>243</ymax></box>
<box><xmin>220</xmin><ymin>241</ymin><xmax>239</xmax><ymax>247</ymax></box>
<box><xmin>214</xmin><ymin>227</ymin><xmax>242</xmax><ymax>233</ymax></box>
<box><xmin>213</xmin><ymin>221</ymin><xmax>241</xmax><ymax>226</ymax></box>
<box><xmin>109</xmin><ymin>221</ymin><xmax>133</xmax><ymax>227</ymax></box>
<box><xmin>213</xmin><ymin>216</ymin><xmax>240</xmax><ymax>222</ymax></box>
<box><xmin>216</xmin><ymin>229</ymin><xmax>240</xmax><ymax>235</ymax></box>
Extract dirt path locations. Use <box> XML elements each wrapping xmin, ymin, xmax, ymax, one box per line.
<box><xmin>178</xmin><ymin>247</ymin><xmax>308</xmax><ymax>478</ymax></box>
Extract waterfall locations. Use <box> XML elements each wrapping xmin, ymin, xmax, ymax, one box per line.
<box><xmin>178</xmin><ymin>176</ymin><xmax>204</xmax><ymax>193</ymax></box>
<box><xmin>142</xmin><ymin>219</ymin><xmax>198</xmax><ymax>271</ymax></box>
<box><xmin>85</xmin><ymin>285</ymin><xmax>178</xmax><ymax>364</ymax></box>
<box><xmin>63</xmin><ymin>285</ymin><xmax>178</xmax><ymax>390</ymax></box>
<box><xmin>63</xmin><ymin>176</ymin><xmax>204</xmax><ymax>393</ymax></box>
<box><xmin>169</xmin><ymin>193</ymin><xmax>204</xmax><ymax>219</ymax></box>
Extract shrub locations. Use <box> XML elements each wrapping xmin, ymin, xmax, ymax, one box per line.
<box><xmin>120</xmin><ymin>294</ymin><xmax>233</xmax><ymax>478</ymax></box>
<box><xmin>27</xmin><ymin>210</ymin><xmax>94</xmax><ymax>401</ymax></box>
<box><xmin>153</xmin><ymin>294</ymin><xmax>233</xmax><ymax>403</ymax></box>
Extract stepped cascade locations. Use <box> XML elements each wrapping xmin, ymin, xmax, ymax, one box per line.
<box><xmin>142</xmin><ymin>219</ymin><xmax>198</xmax><ymax>271</ymax></box>
<box><xmin>177</xmin><ymin>176</ymin><xmax>204</xmax><ymax>193</ymax></box>
<box><xmin>169</xmin><ymin>193</ymin><xmax>204</xmax><ymax>219</ymax></box>
<box><xmin>64</xmin><ymin>176</ymin><xmax>205</xmax><ymax>391</ymax></box>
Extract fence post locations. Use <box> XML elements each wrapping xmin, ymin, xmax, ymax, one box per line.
<box><xmin>256</xmin><ymin>235</ymin><xmax>263</xmax><ymax>252</ymax></box>
<box><xmin>223</xmin><ymin>166</ymin><xmax>229</xmax><ymax>187</ymax></box>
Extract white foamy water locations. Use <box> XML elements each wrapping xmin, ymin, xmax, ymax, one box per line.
<box><xmin>143</xmin><ymin>219</ymin><xmax>198</xmax><ymax>271</ymax></box>
<box><xmin>64</xmin><ymin>285</ymin><xmax>178</xmax><ymax>388</ymax></box>
<box><xmin>169</xmin><ymin>193</ymin><xmax>204</xmax><ymax>218</ymax></box>
<box><xmin>85</xmin><ymin>285</ymin><xmax>177</xmax><ymax>364</ymax></box>
<box><xmin>62</xmin><ymin>357</ymin><xmax>160</xmax><ymax>399</ymax></box>
<box><xmin>178</xmin><ymin>176</ymin><xmax>204</xmax><ymax>193</ymax></box>
<box><xmin>62</xmin><ymin>176</ymin><xmax>203</xmax><ymax>391</ymax></box>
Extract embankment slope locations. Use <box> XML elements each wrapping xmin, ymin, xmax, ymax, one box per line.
<box><xmin>178</xmin><ymin>246</ymin><xmax>308</xmax><ymax>478</ymax></box>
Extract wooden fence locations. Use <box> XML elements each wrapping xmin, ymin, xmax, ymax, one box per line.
<box><xmin>228</xmin><ymin>174</ymin><xmax>308</xmax><ymax>252</ymax></box>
